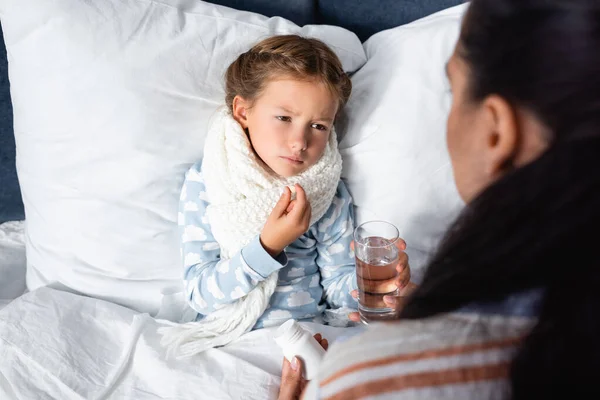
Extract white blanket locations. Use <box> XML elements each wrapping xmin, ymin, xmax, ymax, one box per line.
<box><xmin>0</xmin><ymin>287</ymin><xmax>362</xmax><ymax>399</ymax></box>
<box><xmin>0</xmin><ymin>221</ymin><xmax>26</xmax><ymax>309</ymax></box>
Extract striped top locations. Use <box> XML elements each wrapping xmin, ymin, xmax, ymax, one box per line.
<box><xmin>305</xmin><ymin>312</ymin><xmax>536</xmax><ymax>399</ymax></box>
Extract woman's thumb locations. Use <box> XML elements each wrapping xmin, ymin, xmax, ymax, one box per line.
<box><xmin>278</xmin><ymin>357</ymin><xmax>305</xmax><ymax>400</ymax></box>
<box><xmin>285</xmin><ymin>357</ymin><xmax>304</xmax><ymax>384</ymax></box>
<box><xmin>291</xmin><ymin>356</ymin><xmax>301</xmax><ymax>373</ymax></box>
<box><xmin>283</xmin><ymin>356</ymin><xmax>304</xmax><ymax>382</ymax></box>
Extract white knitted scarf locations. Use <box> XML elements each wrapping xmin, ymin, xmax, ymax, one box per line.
<box><xmin>160</xmin><ymin>108</ymin><xmax>342</xmax><ymax>358</ymax></box>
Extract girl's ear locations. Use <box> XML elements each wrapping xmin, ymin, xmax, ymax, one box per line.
<box><xmin>232</xmin><ymin>95</ymin><xmax>250</xmax><ymax>129</ymax></box>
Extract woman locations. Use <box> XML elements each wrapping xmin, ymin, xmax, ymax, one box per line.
<box><xmin>279</xmin><ymin>0</ymin><xmax>600</xmax><ymax>398</ymax></box>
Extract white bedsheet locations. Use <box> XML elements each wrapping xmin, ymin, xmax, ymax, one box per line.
<box><xmin>0</xmin><ymin>224</ymin><xmax>363</xmax><ymax>399</ymax></box>
<box><xmin>0</xmin><ymin>287</ymin><xmax>362</xmax><ymax>399</ymax></box>
<box><xmin>0</xmin><ymin>221</ymin><xmax>26</xmax><ymax>310</ymax></box>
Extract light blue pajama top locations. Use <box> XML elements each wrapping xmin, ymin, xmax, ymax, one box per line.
<box><xmin>179</xmin><ymin>162</ymin><xmax>358</xmax><ymax>329</ymax></box>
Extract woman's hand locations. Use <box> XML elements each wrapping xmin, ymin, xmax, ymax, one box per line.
<box><xmin>348</xmin><ymin>281</ymin><xmax>417</xmax><ymax>322</ymax></box>
<box><xmin>349</xmin><ymin>238</ymin><xmax>416</xmax><ymax>321</ymax></box>
<box><xmin>278</xmin><ymin>334</ymin><xmax>328</xmax><ymax>400</ymax></box>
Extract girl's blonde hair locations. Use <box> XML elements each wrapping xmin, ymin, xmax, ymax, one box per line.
<box><xmin>225</xmin><ymin>35</ymin><xmax>352</xmax><ymax>114</ymax></box>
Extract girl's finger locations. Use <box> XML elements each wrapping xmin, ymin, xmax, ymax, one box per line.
<box><xmin>286</xmin><ymin>200</ymin><xmax>296</xmax><ymax>214</ymax></box>
<box><xmin>303</xmin><ymin>204</ymin><xmax>312</xmax><ymax>226</ymax></box>
<box><xmin>321</xmin><ymin>338</ymin><xmax>328</xmax><ymax>351</ymax></box>
<box><xmin>294</xmin><ymin>184</ymin><xmax>307</xmax><ymax>209</ymax></box>
<box><xmin>294</xmin><ymin>183</ymin><xmax>306</xmax><ymax>202</ymax></box>
<box><xmin>294</xmin><ymin>201</ymin><xmax>311</xmax><ymax>227</ymax></box>
<box><xmin>273</xmin><ymin>187</ymin><xmax>292</xmax><ymax>217</ymax></box>
<box><xmin>351</xmin><ymin>289</ymin><xmax>358</xmax><ymax>299</ymax></box>
<box><xmin>288</xmin><ymin>187</ymin><xmax>308</xmax><ymax>220</ymax></box>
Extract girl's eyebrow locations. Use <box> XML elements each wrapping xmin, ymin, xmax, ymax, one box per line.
<box><xmin>277</xmin><ymin>106</ymin><xmax>300</xmax><ymax>116</ymax></box>
<box><xmin>277</xmin><ymin>106</ymin><xmax>334</xmax><ymax>123</ymax></box>
<box><xmin>317</xmin><ymin>117</ymin><xmax>334</xmax><ymax>123</ymax></box>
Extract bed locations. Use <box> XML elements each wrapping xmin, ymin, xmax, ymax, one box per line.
<box><xmin>0</xmin><ymin>0</ymin><xmax>465</xmax><ymax>398</ymax></box>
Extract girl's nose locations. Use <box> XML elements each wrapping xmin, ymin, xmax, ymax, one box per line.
<box><xmin>289</xmin><ymin>127</ymin><xmax>308</xmax><ymax>152</ymax></box>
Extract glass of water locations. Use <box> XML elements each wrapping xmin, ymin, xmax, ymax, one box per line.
<box><xmin>354</xmin><ymin>221</ymin><xmax>400</xmax><ymax>324</ymax></box>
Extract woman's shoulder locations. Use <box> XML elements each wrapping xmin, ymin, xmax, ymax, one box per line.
<box><xmin>314</xmin><ymin>313</ymin><xmax>536</xmax><ymax>399</ymax></box>
<box><xmin>328</xmin><ymin>312</ymin><xmax>535</xmax><ymax>358</ymax></box>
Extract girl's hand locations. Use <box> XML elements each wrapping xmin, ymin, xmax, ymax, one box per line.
<box><xmin>261</xmin><ymin>184</ymin><xmax>312</xmax><ymax>258</ymax></box>
<box><xmin>278</xmin><ymin>334</ymin><xmax>328</xmax><ymax>400</ymax></box>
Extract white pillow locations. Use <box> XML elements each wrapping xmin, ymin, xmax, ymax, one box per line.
<box><xmin>340</xmin><ymin>4</ymin><xmax>468</xmax><ymax>282</ymax></box>
<box><xmin>0</xmin><ymin>0</ymin><xmax>366</xmax><ymax>316</ymax></box>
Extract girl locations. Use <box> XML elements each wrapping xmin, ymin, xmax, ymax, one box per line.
<box><xmin>162</xmin><ymin>35</ymin><xmax>410</xmax><ymax>357</ymax></box>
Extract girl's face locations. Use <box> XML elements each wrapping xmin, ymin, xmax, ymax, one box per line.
<box><xmin>232</xmin><ymin>77</ymin><xmax>338</xmax><ymax>178</ymax></box>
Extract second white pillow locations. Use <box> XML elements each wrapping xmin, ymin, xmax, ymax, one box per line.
<box><xmin>340</xmin><ymin>4</ymin><xmax>468</xmax><ymax>281</ymax></box>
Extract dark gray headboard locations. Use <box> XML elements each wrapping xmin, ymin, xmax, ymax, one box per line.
<box><xmin>0</xmin><ymin>0</ymin><xmax>463</xmax><ymax>223</ymax></box>
<box><xmin>0</xmin><ymin>32</ymin><xmax>18</xmax><ymax>222</ymax></box>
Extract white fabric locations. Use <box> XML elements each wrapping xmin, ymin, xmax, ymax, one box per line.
<box><xmin>0</xmin><ymin>221</ymin><xmax>26</xmax><ymax>309</ymax></box>
<box><xmin>160</xmin><ymin>108</ymin><xmax>342</xmax><ymax>357</ymax></box>
<box><xmin>339</xmin><ymin>4</ymin><xmax>468</xmax><ymax>283</ymax></box>
<box><xmin>0</xmin><ymin>287</ymin><xmax>363</xmax><ymax>400</ymax></box>
<box><xmin>203</xmin><ymin>108</ymin><xmax>342</xmax><ymax>260</ymax></box>
<box><xmin>0</xmin><ymin>0</ymin><xmax>366</xmax><ymax>316</ymax></box>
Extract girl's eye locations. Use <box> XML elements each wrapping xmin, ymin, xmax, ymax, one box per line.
<box><xmin>311</xmin><ymin>123</ymin><xmax>328</xmax><ymax>131</ymax></box>
<box><xmin>276</xmin><ymin>116</ymin><xmax>291</xmax><ymax>122</ymax></box>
